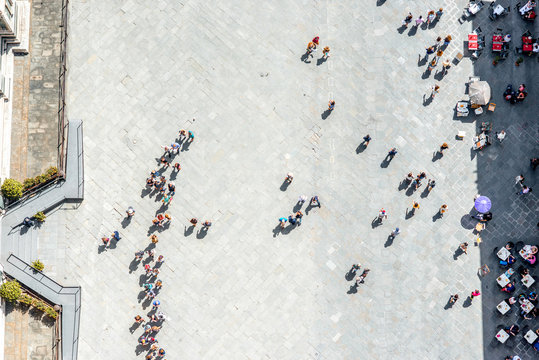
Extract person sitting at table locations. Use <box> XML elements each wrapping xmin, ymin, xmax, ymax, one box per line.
<box><xmin>503</xmin><ymin>85</ymin><xmax>516</xmax><ymax>101</ymax></box>
<box><xmin>525</xmin><ymin>254</ymin><xmax>536</xmax><ymax>265</ymax></box>
<box><xmin>529</xmin><ymin>291</ymin><xmax>537</xmax><ymax>302</ymax></box>
<box><xmin>507</xmin><ymin>296</ymin><xmax>517</xmax><ymax>305</ymax></box>
<box><xmin>500</xmin><ymin>255</ymin><xmax>516</xmax><ymax>267</ymax></box>
<box><xmin>523</xmin><ymin>10</ymin><xmax>537</xmax><ymax>19</ymax></box>
<box><xmin>524</xmin><ymin>307</ymin><xmax>538</xmax><ymax>320</ymax></box>
<box><xmin>517</xmin><ymin>90</ymin><xmax>527</xmax><ymax>102</ymax></box>
<box><xmin>505</xmin><ymin>324</ymin><xmax>520</xmax><ymax>336</ymax></box>
<box><xmin>519</xmin><ymin>266</ymin><xmax>530</xmax><ymax>277</ymax></box>
<box><xmin>518</xmin><ymin>293</ymin><xmax>527</xmax><ymax>304</ymax></box>
<box><xmin>505</xmin><ymin>241</ymin><xmax>515</xmax><ymax>250</ymax></box>
<box><xmin>503</xmin><ymin>34</ymin><xmax>512</xmax><ymax>42</ymax></box>
<box><xmin>502</xmin><ymin>281</ymin><xmax>516</xmax><ymax>293</ymax></box>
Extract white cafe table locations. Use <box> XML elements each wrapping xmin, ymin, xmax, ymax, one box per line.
<box><xmin>520</xmin><ymin>299</ymin><xmax>534</xmax><ymax>314</ymax></box>
<box><xmin>497</xmin><ymin>247</ymin><xmax>510</xmax><ymax>260</ymax></box>
<box><xmin>496</xmin><ymin>300</ymin><xmax>510</xmax><ymax>314</ymax></box>
<box><xmin>495</xmin><ymin>329</ymin><xmax>509</xmax><ymax>343</ymax></box>
<box><xmin>524</xmin><ymin>329</ymin><xmax>538</xmax><ymax>344</ymax></box>
<box><xmin>521</xmin><ymin>274</ymin><xmax>535</xmax><ymax>288</ymax></box>
<box><xmin>493</xmin><ymin>4</ymin><xmax>505</xmax><ymax>15</ymax></box>
<box><xmin>496</xmin><ymin>273</ymin><xmax>510</xmax><ymax>287</ymax></box>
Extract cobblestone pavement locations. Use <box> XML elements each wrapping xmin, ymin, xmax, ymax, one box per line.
<box><xmin>26</xmin><ymin>0</ymin><xmax>537</xmax><ymax>359</ymax></box>
<box><xmin>10</xmin><ymin>0</ymin><xmax>63</xmax><ymax>180</ymax></box>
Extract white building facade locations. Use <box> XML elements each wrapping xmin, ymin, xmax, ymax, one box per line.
<box><xmin>0</xmin><ymin>0</ymin><xmax>30</xmax><ymax>181</ymax></box>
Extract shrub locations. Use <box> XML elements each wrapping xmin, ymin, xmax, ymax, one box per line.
<box><xmin>35</xmin><ymin>301</ymin><xmax>47</xmax><ymax>311</ymax></box>
<box><xmin>19</xmin><ymin>294</ymin><xmax>33</xmax><ymax>304</ymax></box>
<box><xmin>23</xmin><ymin>178</ymin><xmax>37</xmax><ymax>191</ymax></box>
<box><xmin>45</xmin><ymin>307</ymin><xmax>58</xmax><ymax>319</ymax></box>
<box><xmin>46</xmin><ymin>167</ymin><xmax>58</xmax><ymax>177</ymax></box>
<box><xmin>31</xmin><ymin>260</ymin><xmax>45</xmax><ymax>272</ymax></box>
<box><xmin>0</xmin><ymin>280</ymin><xmax>21</xmax><ymax>302</ymax></box>
<box><xmin>1</xmin><ymin>178</ymin><xmax>23</xmax><ymax>200</ymax></box>
<box><xmin>34</xmin><ymin>212</ymin><xmax>46</xmax><ymax>222</ymax></box>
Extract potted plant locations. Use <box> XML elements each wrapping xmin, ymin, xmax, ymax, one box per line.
<box><xmin>1</xmin><ymin>178</ymin><xmax>23</xmax><ymax>201</ymax></box>
<box><xmin>34</xmin><ymin>211</ymin><xmax>46</xmax><ymax>223</ymax></box>
<box><xmin>492</xmin><ymin>56</ymin><xmax>500</xmax><ymax>66</ymax></box>
<box><xmin>0</xmin><ymin>280</ymin><xmax>21</xmax><ymax>302</ymax></box>
<box><xmin>515</xmin><ymin>57</ymin><xmax>523</xmax><ymax>66</ymax></box>
<box><xmin>31</xmin><ymin>259</ymin><xmax>45</xmax><ymax>272</ymax></box>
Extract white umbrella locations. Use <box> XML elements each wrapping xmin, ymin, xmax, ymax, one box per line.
<box><xmin>469</xmin><ymin>81</ymin><xmax>491</xmax><ymax>105</ymax></box>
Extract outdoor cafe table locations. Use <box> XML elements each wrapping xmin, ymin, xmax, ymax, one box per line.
<box><xmin>524</xmin><ymin>329</ymin><xmax>538</xmax><ymax>344</ymax></box>
<box><xmin>496</xmin><ymin>300</ymin><xmax>510</xmax><ymax>314</ymax></box>
<box><xmin>522</xmin><ymin>274</ymin><xmax>535</xmax><ymax>288</ymax></box>
<box><xmin>468</xmin><ymin>34</ymin><xmax>479</xmax><ymax>50</ymax></box>
<box><xmin>497</xmin><ymin>273</ymin><xmax>510</xmax><ymax>287</ymax></box>
<box><xmin>493</xmin><ymin>4</ymin><xmax>505</xmax><ymax>15</ymax></box>
<box><xmin>496</xmin><ymin>329</ymin><xmax>510</xmax><ymax>343</ymax></box>
<box><xmin>497</xmin><ymin>247</ymin><xmax>511</xmax><ymax>260</ymax></box>
<box><xmin>520</xmin><ymin>298</ymin><xmax>534</xmax><ymax>314</ymax></box>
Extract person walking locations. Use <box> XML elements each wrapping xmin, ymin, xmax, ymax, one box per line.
<box><xmin>414</xmin><ymin>15</ymin><xmax>424</xmax><ymax>27</ymax></box>
<box><xmin>285</xmin><ymin>172</ymin><xmax>294</xmax><ymax>183</ymax></box>
<box><xmin>101</xmin><ymin>237</ymin><xmax>110</xmax><ymax>246</ymax></box>
<box><xmin>356</xmin><ymin>269</ymin><xmax>370</xmax><ymax>284</ymax></box>
<box><xmin>328</xmin><ymin>100</ymin><xmax>335</xmax><ymax>111</ymax></box>
<box><xmin>202</xmin><ymin>220</ymin><xmax>212</xmax><ymax>229</ymax></box>
<box><xmin>449</xmin><ymin>294</ymin><xmax>459</xmax><ymax>304</ymax></box>
<box><xmin>434</xmin><ymin>36</ymin><xmax>443</xmax><ymax>49</ymax></box>
<box><xmin>387</xmin><ymin>148</ymin><xmax>398</xmax><ymax>160</ymax></box>
<box><xmin>310</xmin><ymin>196</ymin><xmax>320</xmax><ymax>207</ymax></box>
<box><xmin>515</xmin><ymin>174</ymin><xmax>524</xmax><ymax>185</ymax></box>
<box><xmin>298</xmin><ymin>195</ymin><xmax>307</xmax><ymax>205</ymax></box>
<box><xmin>460</xmin><ymin>242</ymin><xmax>469</xmax><ymax>254</ymax></box>
<box><xmin>405</xmin><ymin>172</ymin><xmax>414</xmax><ymax>183</ymax></box>
<box><xmin>362</xmin><ymin>134</ymin><xmax>372</xmax><ymax>146</ymax></box>
<box><xmin>312</xmin><ymin>36</ymin><xmax>320</xmax><ymax>47</ymax></box>
<box><xmin>322</xmin><ymin>46</ymin><xmax>331</xmax><ymax>58</ymax></box>
<box><xmin>126</xmin><ymin>206</ymin><xmax>135</xmax><ymax>217</ymax></box>
<box><xmin>134</xmin><ymin>250</ymin><xmax>144</xmax><ymax>261</ymax></box>
<box><xmin>470</xmin><ymin>289</ymin><xmax>480</xmax><ymax>301</ymax></box>
<box><xmin>351</xmin><ymin>263</ymin><xmax>361</xmax><ymax>273</ymax></box>
<box><xmin>190</xmin><ymin>218</ymin><xmax>198</xmax><ymax>226</ymax></box>
<box><xmin>517</xmin><ymin>186</ymin><xmax>532</xmax><ymax>195</ymax></box>
<box><xmin>495</xmin><ymin>130</ymin><xmax>506</xmax><ymax>142</ymax></box>
<box><xmin>295</xmin><ymin>211</ymin><xmax>303</xmax><ymax>225</ymax></box>
<box><xmin>443</xmin><ymin>35</ymin><xmax>452</xmax><ymax>46</ymax></box>
<box><xmin>390</xmin><ymin>227</ymin><xmax>401</xmax><ymax>237</ymax></box>
<box><xmin>279</xmin><ymin>217</ymin><xmax>287</xmax><ymax>228</ymax></box>
<box><xmin>378</xmin><ymin>208</ymin><xmax>388</xmax><ymax>222</ymax></box>
<box><xmin>150</xmin><ymin>235</ymin><xmax>158</xmax><ymax>244</ymax></box>
<box><xmin>173</xmin><ymin>162</ymin><xmax>181</xmax><ymax>172</ymax></box>
<box><xmin>441</xmin><ymin>58</ymin><xmax>451</xmax><ymax>74</ymax></box>
<box><xmin>306</xmin><ymin>41</ymin><xmax>316</xmax><ymax>58</ymax></box>
<box><xmin>439</xmin><ymin>142</ymin><xmax>449</xmax><ymax>154</ymax></box>
<box><xmin>427</xmin><ymin>179</ymin><xmax>436</xmax><ymax>192</ymax></box>
<box><xmin>439</xmin><ymin>204</ymin><xmax>448</xmax><ymax>216</ymax></box>
<box><xmin>402</xmin><ymin>12</ymin><xmax>413</xmax><ymax>27</ymax></box>
<box><xmin>431</xmin><ymin>84</ymin><xmax>440</xmax><ymax>98</ymax></box>
<box><xmin>424</xmin><ymin>46</ymin><xmax>435</xmax><ymax>61</ymax></box>
<box><xmin>410</xmin><ymin>201</ymin><xmax>420</xmax><ymax>215</ymax></box>
<box><xmin>187</xmin><ymin>130</ymin><xmax>195</xmax><ymax>143</ymax></box>
<box><xmin>111</xmin><ymin>231</ymin><xmax>120</xmax><ymax>242</ymax></box>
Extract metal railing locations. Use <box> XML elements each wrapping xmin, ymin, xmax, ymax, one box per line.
<box><xmin>6</xmin><ymin>254</ymin><xmax>81</xmax><ymax>360</ymax></box>
<box><xmin>57</xmin><ymin>0</ymin><xmax>69</xmax><ymax>173</ymax></box>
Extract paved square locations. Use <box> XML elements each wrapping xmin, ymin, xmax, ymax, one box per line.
<box><xmin>23</xmin><ymin>0</ymin><xmax>537</xmax><ymax>359</ymax></box>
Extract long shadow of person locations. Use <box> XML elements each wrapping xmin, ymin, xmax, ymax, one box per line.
<box><xmin>181</xmin><ymin>141</ymin><xmax>191</xmax><ymax>152</ymax></box>
<box><xmin>345</xmin><ymin>267</ymin><xmax>357</xmax><ymax>281</ymax></box>
<box><xmin>97</xmin><ymin>244</ymin><xmax>107</xmax><ymax>254</ymax></box>
<box><xmin>462</xmin><ymin>296</ymin><xmax>473</xmax><ymax>308</ymax></box>
<box><xmin>292</xmin><ymin>202</ymin><xmax>303</xmax><ymax>213</ymax></box>
<box><xmin>347</xmin><ymin>284</ymin><xmax>358</xmax><ymax>294</ymax></box>
<box><xmin>141</xmin><ymin>297</ymin><xmax>152</xmax><ymax>310</ymax></box>
<box><xmin>301</xmin><ymin>52</ymin><xmax>312</xmax><ymax>63</ymax></box>
<box><xmin>121</xmin><ymin>216</ymin><xmax>132</xmax><ymax>229</ymax></box>
<box><xmin>196</xmin><ymin>228</ymin><xmax>208</xmax><ymax>239</ymax></box>
<box><xmin>316</xmin><ymin>57</ymin><xmax>328</xmax><ymax>66</ymax></box>
<box><xmin>432</xmin><ymin>151</ymin><xmax>443</xmax><ymax>162</ymax></box>
<box><xmin>420</xmin><ymin>187</ymin><xmax>431</xmax><ymax>198</ymax></box>
<box><xmin>423</xmin><ymin>93</ymin><xmax>434</xmax><ymax>106</ymax></box>
<box><xmin>453</xmin><ymin>247</ymin><xmax>465</xmax><ymax>260</ymax></box>
<box><xmin>443</xmin><ymin>297</ymin><xmax>456</xmax><ymax>310</ymax></box>
<box><xmin>272</xmin><ymin>224</ymin><xmax>281</xmax><ymax>238</ymax></box>
<box><xmin>129</xmin><ymin>259</ymin><xmax>140</xmax><ymax>273</ymax></box>
<box><xmin>356</xmin><ymin>143</ymin><xmax>367</xmax><ymax>154</ymax></box>
<box><xmin>397</xmin><ymin>25</ymin><xmax>407</xmax><ymax>34</ymax></box>
<box><xmin>405</xmin><ymin>208</ymin><xmax>416</xmax><ymax>219</ymax></box>
<box><xmin>321</xmin><ymin>109</ymin><xmax>332</xmax><ymax>120</ymax></box>
<box><xmin>141</xmin><ymin>187</ymin><xmax>152</xmax><ymax>198</ymax></box>
<box><xmin>137</xmin><ymin>290</ymin><xmax>147</xmax><ymax>303</ymax></box>
<box><xmin>405</xmin><ymin>186</ymin><xmax>416</xmax><ymax>197</ymax></box>
<box><xmin>398</xmin><ymin>180</ymin><xmax>409</xmax><ymax>191</ymax></box>
<box><xmin>432</xmin><ymin>211</ymin><xmax>443</xmax><ymax>222</ymax></box>
<box><xmin>418</xmin><ymin>54</ymin><xmax>428</xmax><ymax>67</ymax></box>
<box><xmin>280</xmin><ymin>180</ymin><xmax>291</xmax><ymax>191</ymax></box>
<box><xmin>184</xmin><ymin>225</ymin><xmax>195</xmax><ymax>236</ymax></box>
<box><xmin>371</xmin><ymin>217</ymin><xmax>382</xmax><ymax>229</ymax></box>
<box><xmin>384</xmin><ymin>235</ymin><xmax>395</xmax><ymax>247</ymax></box>
<box><xmin>408</xmin><ymin>25</ymin><xmax>418</xmax><ymax>36</ymax></box>
<box><xmin>129</xmin><ymin>322</ymin><xmax>141</xmax><ymax>334</ymax></box>
<box><xmin>135</xmin><ymin>344</ymin><xmax>147</xmax><ymax>356</ymax></box>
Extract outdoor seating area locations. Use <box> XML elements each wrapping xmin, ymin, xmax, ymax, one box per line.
<box><xmin>494</xmin><ymin>242</ymin><xmax>538</xmax><ymax>352</ymax></box>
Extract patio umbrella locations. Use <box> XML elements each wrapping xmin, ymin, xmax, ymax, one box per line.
<box><xmin>474</xmin><ymin>196</ymin><xmax>492</xmax><ymax>213</ymax></box>
<box><xmin>469</xmin><ymin>81</ymin><xmax>491</xmax><ymax>105</ymax></box>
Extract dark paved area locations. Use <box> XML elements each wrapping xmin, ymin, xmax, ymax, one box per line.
<box><xmin>469</xmin><ymin>3</ymin><xmax>539</xmax><ymax>359</ymax></box>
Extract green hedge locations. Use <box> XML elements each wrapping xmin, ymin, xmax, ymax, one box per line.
<box><xmin>1</xmin><ymin>179</ymin><xmax>23</xmax><ymax>201</ymax></box>
<box><xmin>22</xmin><ymin>166</ymin><xmax>58</xmax><ymax>191</ymax></box>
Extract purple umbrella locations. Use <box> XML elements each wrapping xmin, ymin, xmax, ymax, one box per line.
<box><xmin>474</xmin><ymin>196</ymin><xmax>492</xmax><ymax>213</ymax></box>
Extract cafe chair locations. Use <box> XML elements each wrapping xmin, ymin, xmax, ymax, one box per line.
<box><xmin>515</xmin><ymin>2</ymin><xmax>521</xmax><ymax>11</ymax></box>
<box><xmin>489</xmin><ymin>2</ymin><xmax>495</xmax><ymax>8</ymax></box>
<box><xmin>515</xmin><ymin>241</ymin><xmax>525</xmax><ymax>253</ymax></box>
<box><xmin>493</xmin><ymin>246</ymin><xmax>499</xmax><ymax>255</ymax></box>
<box><xmin>506</xmin><ymin>6</ymin><xmax>511</xmax><ymax>13</ymax></box>
<box><xmin>496</xmin><ymin>27</ymin><xmax>504</xmax><ymax>33</ymax></box>
<box><xmin>489</xmin><ymin>14</ymin><xmax>496</xmax><ymax>20</ymax></box>
<box><xmin>474</xmin><ymin>26</ymin><xmax>483</xmax><ymax>35</ymax></box>
<box><xmin>514</xmin><ymin>47</ymin><xmax>523</xmax><ymax>54</ymax></box>
<box><xmin>523</xmin><ymin>30</ymin><xmax>533</xmax><ymax>37</ymax></box>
